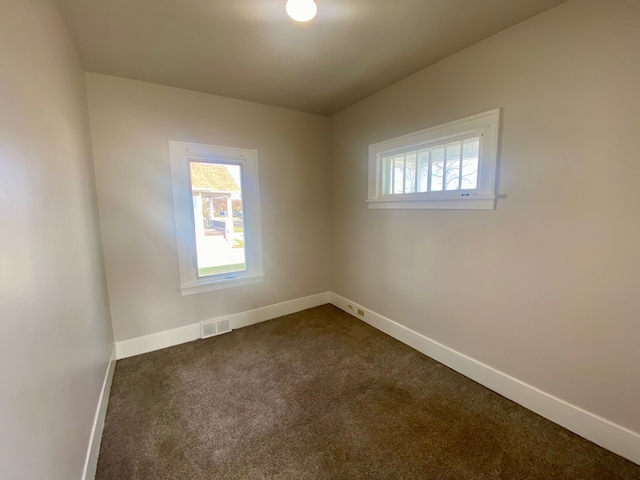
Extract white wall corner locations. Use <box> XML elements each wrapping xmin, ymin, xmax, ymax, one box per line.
<box><xmin>230</xmin><ymin>291</ymin><xmax>331</xmax><ymax>330</ymax></box>
<box><xmin>88</xmin><ymin>292</ymin><xmax>640</xmax><ymax>471</ymax></box>
<box><xmin>82</xmin><ymin>346</ymin><xmax>117</xmax><ymax>480</ymax></box>
<box><xmin>115</xmin><ymin>291</ymin><xmax>331</xmax><ymax>359</ymax></box>
<box><xmin>328</xmin><ymin>292</ymin><xmax>640</xmax><ymax>466</ymax></box>
<box><xmin>115</xmin><ymin>323</ymin><xmax>201</xmax><ymax>360</ymax></box>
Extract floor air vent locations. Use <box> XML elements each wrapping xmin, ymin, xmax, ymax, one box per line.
<box><xmin>200</xmin><ymin>318</ymin><xmax>231</xmax><ymax>339</ymax></box>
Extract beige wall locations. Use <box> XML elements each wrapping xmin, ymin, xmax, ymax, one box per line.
<box><xmin>0</xmin><ymin>1</ymin><xmax>114</xmax><ymax>479</ymax></box>
<box><xmin>3</xmin><ymin>0</ymin><xmax>638</xmax><ymax>475</ymax></box>
<box><xmin>329</xmin><ymin>0</ymin><xmax>640</xmax><ymax>434</ymax></box>
<box><xmin>85</xmin><ymin>74</ymin><xmax>331</xmax><ymax>342</ymax></box>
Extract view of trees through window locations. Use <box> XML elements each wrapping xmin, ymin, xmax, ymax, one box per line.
<box><xmin>189</xmin><ymin>161</ymin><xmax>245</xmax><ymax>278</ymax></box>
<box><xmin>383</xmin><ymin>136</ymin><xmax>480</xmax><ymax>195</ymax></box>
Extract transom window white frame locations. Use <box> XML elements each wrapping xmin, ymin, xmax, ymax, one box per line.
<box><xmin>367</xmin><ymin>109</ymin><xmax>501</xmax><ymax>210</ymax></box>
<box><xmin>169</xmin><ymin>141</ymin><xmax>264</xmax><ymax>295</ymax></box>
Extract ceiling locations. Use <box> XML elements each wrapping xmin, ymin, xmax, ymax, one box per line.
<box><xmin>56</xmin><ymin>0</ymin><xmax>565</xmax><ymax>116</ymax></box>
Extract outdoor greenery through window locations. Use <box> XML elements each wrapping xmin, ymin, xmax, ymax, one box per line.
<box><xmin>190</xmin><ymin>161</ymin><xmax>245</xmax><ymax>278</ymax></box>
<box><xmin>170</xmin><ymin>141</ymin><xmax>264</xmax><ymax>295</ymax></box>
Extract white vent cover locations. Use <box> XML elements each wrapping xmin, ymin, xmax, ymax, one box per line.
<box><xmin>200</xmin><ymin>318</ymin><xmax>232</xmax><ymax>339</ymax></box>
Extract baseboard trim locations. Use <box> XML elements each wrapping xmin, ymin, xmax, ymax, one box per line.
<box><xmin>82</xmin><ymin>345</ymin><xmax>117</xmax><ymax>480</ymax></box>
<box><xmin>115</xmin><ymin>291</ymin><xmax>331</xmax><ymax>359</ymax></box>
<box><xmin>329</xmin><ymin>292</ymin><xmax>640</xmax><ymax>466</ymax></box>
<box><xmin>111</xmin><ymin>290</ymin><xmax>640</xmax><ymax>465</ymax></box>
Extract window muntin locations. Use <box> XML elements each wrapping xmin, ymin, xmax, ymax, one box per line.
<box><xmin>368</xmin><ymin>109</ymin><xmax>500</xmax><ymax>210</ymax></box>
<box><xmin>170</xmin><ymin>141</ymin><xmax>264</xmax><ymax>295</ymax></box>
<box><xmin>381</xmin><ymin>135</ymin><xmax>480</xmax><ymax>196</ymax></box>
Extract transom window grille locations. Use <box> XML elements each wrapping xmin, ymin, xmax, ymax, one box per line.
<box><xmin>382</xmin><ymin>135</ymin><xmax>480</xmax><ymax>195</ymax></box>
<box><xmin>368</xmin><ymin>109</ymin><xmax>500</xmax><ymax>210</ymax></box>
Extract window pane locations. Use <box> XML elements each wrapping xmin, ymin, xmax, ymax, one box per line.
<box><xmin>190</xmin><ymin>162</ymin><xmax>246</xmax><ymax>278</ymax></box>
<box><xmin>417</xmin><ymin>150</ymin><xmax>429</xmax><ymax>192</ymax></box>
<box><xmin>382</xmin><ymin>156</ymin><xmax>393</xmax><ymax>195</ymax></box>
<box><xmin>393</xmin><ymin>154</ymin><xmax>405</xmax><ymax>194</ymax></box>
<box><xmin>430</xmin><ymin>146</ymin><xmax>444</xmax><ymax>191</ymax></box>
<box><xmin>461</xmin><ymin>137</ymin><xmax>479</xmax><ymax>190</ymax></box>
<box><xmin>445</xmin><ymin>142</ymin><xmax>461</xmax><ymax>191</ymax></box>
<box><xmin>405</xmin><ymin>153</ymin><xmax>417</xmax><ymax>193</ymax></box>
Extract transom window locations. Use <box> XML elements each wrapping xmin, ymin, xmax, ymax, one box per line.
<box><xmin>382</xmin><ymin>135</ymin><xmax>480</xmax><ymax>195</ymax></box>
<box><xmin>368</xmin><ymin>109</ymin><xmax>500</xmax><ymax>210</ymax></box>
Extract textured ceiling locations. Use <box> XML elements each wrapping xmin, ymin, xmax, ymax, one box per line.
<box><xmin>57</xmin><ymin>0</ymin><xmax>565</xmax><ymax>115</ymax></box>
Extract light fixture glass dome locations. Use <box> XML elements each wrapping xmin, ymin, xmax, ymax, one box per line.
<box><xmin>286</xmin><ymin>0</ymin><xmax>317</xmax><ymax>22</ymax></box>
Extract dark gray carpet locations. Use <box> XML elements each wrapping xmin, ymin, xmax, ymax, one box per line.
<box><xmin>97</xmin><ymin>304</ymin><xmax>640</xmax><ymax>479</ymax></box>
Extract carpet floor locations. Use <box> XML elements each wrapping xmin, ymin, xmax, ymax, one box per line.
<box><xmin>97</xmin><ymin>304</ymin><xmax>640</xmax><ymax>479</ymax></box>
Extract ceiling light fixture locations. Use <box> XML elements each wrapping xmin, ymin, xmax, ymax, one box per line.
<box><xmin>286</xmin><ymin>0</ymin><xmax>317</xmax><ymax>22</ymax></box>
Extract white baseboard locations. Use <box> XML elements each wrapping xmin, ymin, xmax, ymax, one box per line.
<box><xmin>115</xmin><ymin>291</ymin><xmax>331</xmax><ymax>359</ymax></box>
<box><xmin>116</xmin><ymin>322</ymin><xmax>201</xmax><ymax>360</ymax></box>
<box><xmin>329</xmin><ymin>292</ymin><xmax>640</xmax><ymax>466</ymax></box>
<box><xmin>82</xmin><ymin>346</ymin><xmax>117</xmax><ymax>480</ymax></box>
<box><xmin>110</xmin><ymin>290</ymin><xmax>640</xmax><ymax>465</ymax></box>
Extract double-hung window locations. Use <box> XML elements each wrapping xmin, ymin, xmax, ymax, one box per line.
<box><xmin>367</xmin><ymin>109</ymin><xmax>501</xmax><ymax>210</ymax></box>
<box><xmin>169</xmin><ymin>141</ymin><xmax>264</xmax><ymax>295</ymax></box>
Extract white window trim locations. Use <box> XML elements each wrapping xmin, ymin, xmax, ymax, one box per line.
<box><xmin>367</xmin><ymin>108</ymin><xmax>501</xmax><ymax>210</ymax></box>
<box><xmin>169</xmin><ymin>141</ymin><xmax>264</xmax><ymax>296</ymax></box>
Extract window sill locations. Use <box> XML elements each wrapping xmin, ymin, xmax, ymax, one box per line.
<box><xmin>180</xmin><ymin>272</ymin><xmax>265</xmax><ymax>296</ymax></box>
<box><xmin>367</xmin><ymin>196</ymin><xmax>496</xmax><ymax>210</ymax></box>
